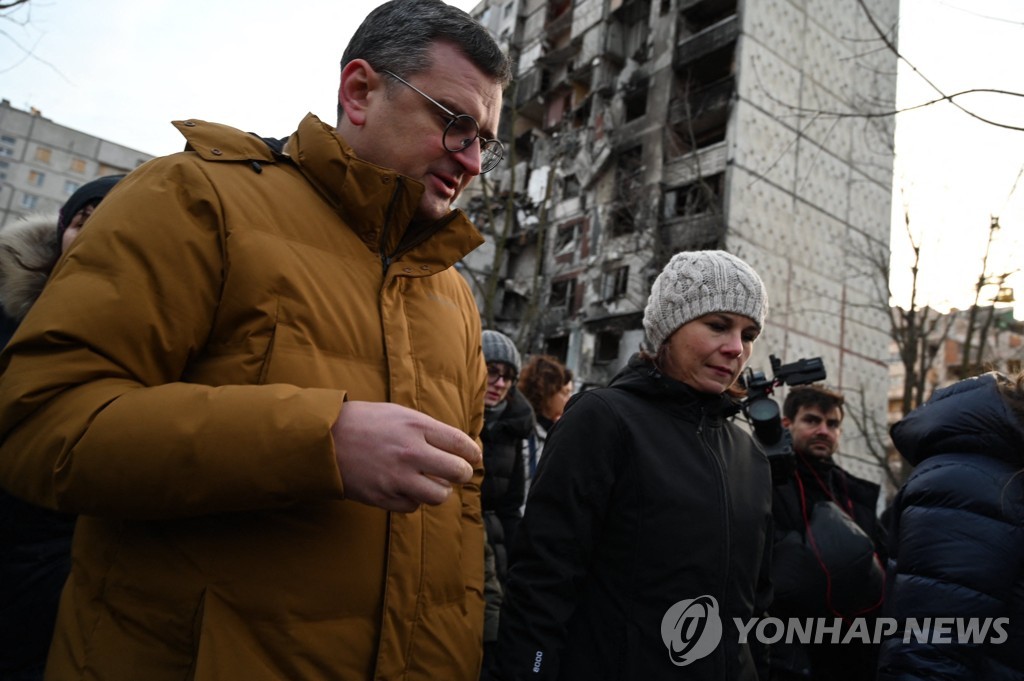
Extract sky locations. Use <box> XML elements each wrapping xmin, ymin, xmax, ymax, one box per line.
<box><xmin>3</xmin><ymin>0</ymin><xmax>1023</xmax><ymax>312</ymax></box>
<box><xmin>890</xmin><ymin>0</ymin><xmax>1024</xmax><ymax>311</ymax></box>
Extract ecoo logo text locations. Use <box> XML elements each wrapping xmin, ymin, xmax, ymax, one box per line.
<box><xmin>660</xmin><ymin>595</ymin><xmax>723</xmax><ymax>666</ymax></box>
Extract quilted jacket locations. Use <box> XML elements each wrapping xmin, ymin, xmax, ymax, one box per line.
<box><xmin>0</xmin><ymin>113</ymin><xmax>487</xmax><ymax>681</ymax></box>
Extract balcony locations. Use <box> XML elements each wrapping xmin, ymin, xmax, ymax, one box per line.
<box><xmin>668</xmin><ymin>76</ymin><xmax>734</xmax><ymax>127</ymax></box>
<box><xmin>658</xmin><ymin>213</ymin><xmax>725</xmax><ymax>254</ymax></box>
<box><xmin>675</xmin><ymin>14</ymin><xmax>739</xmax><ymax>68</ymax></box>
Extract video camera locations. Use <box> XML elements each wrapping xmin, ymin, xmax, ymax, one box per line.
<box><xmin>738</xmin><ymin>355</ymin><xmax>826</xmax><ymax>484</ymax></box>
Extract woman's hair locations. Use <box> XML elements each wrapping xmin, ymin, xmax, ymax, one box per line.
<box><xmin>518</xmin><ymin>355</ymin><xmax>572</xmax><ymax>417</ymax></box>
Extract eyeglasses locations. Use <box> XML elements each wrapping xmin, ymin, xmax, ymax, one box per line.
<box><xmin>380</xmin><ymin>69</ymin><xmax>505</xmax><ymax>173</ymax></box>
<box><xmin>487</xmin><ymin>365</ymin><xmax>517</xmax><ymax>383</ymax></box>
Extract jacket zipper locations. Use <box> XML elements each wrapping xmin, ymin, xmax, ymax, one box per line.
<box><xmin>378</xmin><ymin>178</ymin><xmax>459</xmax><ymax>277</ymax></box>
<box><xmin>379</xmin><ymin>179</ymin><xmax>404</xmax><ymax>278</ymax></box>
<box><xmin>699</xmin><ymin>409</ymin><xmax>733</xmax><ymax>677</ymax></box>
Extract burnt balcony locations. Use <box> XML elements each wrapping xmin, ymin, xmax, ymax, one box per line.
<box><xmin>658</xmin><ymin>213</ymin><xmax>725</xmax><ymax>254</ymax></box>
<box><xmin>545</xmin><ymin>6</ymin><xmax>573</xmax><ymax>39</ymax></box>
<box><xmin>668</xmin><ymin>76</ymin><xmax>734</xmax><ymax>127</ymax></box>
<box><xmin>675</xmin><ymin>14</ymin><xmax>739</xmax><ymax>68</ymax></box>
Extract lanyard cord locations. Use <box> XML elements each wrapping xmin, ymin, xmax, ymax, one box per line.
<box><xmin>796</xmin><ymin>450</ymin><xmax>855</xmax><ymax>516</ymax></box>
<box><xmin>793</xmin><ymin>463</ymin><xmax>885</xmax><ymax>622</ymax></box>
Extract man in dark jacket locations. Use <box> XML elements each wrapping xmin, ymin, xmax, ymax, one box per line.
<box><xmin>769</xmin><ymin>386</ymin><xmax>886</xmax><ymax>681</ymax></box>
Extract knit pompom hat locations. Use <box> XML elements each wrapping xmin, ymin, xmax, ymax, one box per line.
<box><xmin>482</xmin><ymin>329</ymin><xmax>521</xmax><ymax>374</ymax></box>
<box><xmin>642</xmin><ymin>250</ymin><xmax>768</xmax><ymax>352</ymax></box>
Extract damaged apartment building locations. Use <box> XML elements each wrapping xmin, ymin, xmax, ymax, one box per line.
<box><xmin>460</xmin><ymin>0</ymin><xmax>899</xmax><ymax>463</ymax></box>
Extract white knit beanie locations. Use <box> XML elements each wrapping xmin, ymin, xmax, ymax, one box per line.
<box><xmin>642</xmin><ymin>250</ymin><xmax>768</xmax><ymax>353</ymax></box>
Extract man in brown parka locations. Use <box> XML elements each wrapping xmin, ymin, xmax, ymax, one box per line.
<box><xmin>0</xmin><ymin>1</ymin><xmax>511</xmax><ymax>679</ymax></box>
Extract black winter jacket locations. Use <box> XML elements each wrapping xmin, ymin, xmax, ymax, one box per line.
<box><xmin>496</xmin><ymin>355</ymin><xmax>773</xmax><ymax>681</ymax></box>
<box><xmin>879</xmin><ymin>373</ymin><xmax>1024</xmax><ymax>681</ymax></box>
<box><xmin>481</xmin><ymin>388</ymin><xmax>533</xmax><ymax>581</ymax></box>
<box><xmin>770</xmin><ymin>454</ymin><xmax>886</xmax><ymax>680</ymax></box>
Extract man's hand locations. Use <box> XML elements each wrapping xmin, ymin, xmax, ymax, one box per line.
<box><xmin>331</xmin><ymin>401</ymin><xmax>482</xmax><ymax>513</ymax></box>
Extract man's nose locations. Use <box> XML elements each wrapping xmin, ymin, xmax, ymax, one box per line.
<box><xmin>452</xmin><ymin>140</ymin><xmax>483</xmax><ymax>176</ymax></box>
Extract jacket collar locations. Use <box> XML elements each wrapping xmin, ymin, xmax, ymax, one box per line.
<box><xmin>285</xmin><ymin>114</ymin><xmax>484</xmax><ymax>270</ymax></box>
<box><xmin>174</xmin><ymin>114</ymin><xmax>484</xmax><ymax>272</ymax></box>
<box><xmin>609</xmin><ymin>353</ymin><xmax>739</xmax><ymax>422</ymax></box>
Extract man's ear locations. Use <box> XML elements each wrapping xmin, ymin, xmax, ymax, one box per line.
<box><xmin>781</xmin><ymin>416</ymin><xmax>792</xmax><ymax>428</ymax></box>
<box><xmin>338</xmin><ymin>59</ymin><xmax>376</xmax><ymax>126</ymax></box>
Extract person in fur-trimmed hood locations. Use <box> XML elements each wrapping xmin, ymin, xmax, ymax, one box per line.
<box><xmin>0</xmin><ymin>174</ymin><xmax>124</xmax><ymax>347</ymax></box>
<box><xmin>0</xmin><ymin>213</ymin><xmax>58</xmax><ymax>348</ymax></box>
<box><xmin>0</xmin><ymin>174</ymin><xmax>122</xmax><ymax>681</ymax></box>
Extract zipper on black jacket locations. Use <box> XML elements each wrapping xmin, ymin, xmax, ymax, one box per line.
<box><xmin>699</xmin><ymin>409</ymin><xmax>733</xmax><ymax>621</ymax></box>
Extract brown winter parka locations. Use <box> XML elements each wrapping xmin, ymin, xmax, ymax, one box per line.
<box><xmin>0</xmin><ymin>113</ymin><xmax>487</xmax><ymax>681</ymax></box>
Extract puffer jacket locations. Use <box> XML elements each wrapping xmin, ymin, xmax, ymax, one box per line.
<box><xmin>481</xmin><ymin>387</ymin><xmax>532</xmax><ymax>581</ymax></box>
<box><xmin>880</xmin><ymin>373</ymin><xmax>1024</xmax><ymax>681</ymax></box>
<box><xmin>0</xmin><ymin>214</ymin><xmax>76</xmax><ymax>679</ymax></box>
<box><xmin>496</xmin><ymin>354</ymin><xmax>773</xmax><ymax>681</ymax></box>
<box><xmin>0</xmin><ymin>114</ymin><xmax>487</xmax><ymax>681</ymax></box>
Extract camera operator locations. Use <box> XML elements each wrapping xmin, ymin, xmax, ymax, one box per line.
<box><xmin>768</xmin><ymin>385</ymin><xmax>887</xmax><ymax>681</ymax></box>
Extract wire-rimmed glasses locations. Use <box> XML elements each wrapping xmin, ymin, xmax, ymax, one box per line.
<box><xmin>380</xmin><ymin>69</ymin><xmax>504</xmax><ymax>173</ymax></box>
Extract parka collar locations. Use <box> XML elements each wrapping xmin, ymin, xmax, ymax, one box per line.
<box><xmin>285</xmin><ymin>114</ymin><xmax>484</xmax><ymax>271</ymax></box>
<box><xmin>174</xmin><ymin>114</ymin><xmax>484</xmax><ymax>273</ymax></box>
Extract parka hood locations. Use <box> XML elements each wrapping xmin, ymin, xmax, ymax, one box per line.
<box><xmin>890</xmin><ymin>372</ymin><xmax>1024</xmax><ymax>468</ymax></box>
<box><xmin>0</xmin><ymin>213</ymin><xmax>59</xmax><ymax>324</ymax></box>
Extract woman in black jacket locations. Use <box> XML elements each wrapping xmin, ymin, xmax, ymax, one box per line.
<box><xmin>879</xmin><ymin>371</ymin><xmax>1024</xmax><ymax>680</ymax></box>
<box><xmin>496</xmin><ymin>250</ymin><xmax>773</xmax><ymax>681</ymax></box>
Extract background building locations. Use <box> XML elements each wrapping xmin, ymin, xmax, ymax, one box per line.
<box><xmin>0</xmin><ymin>99</ymin><xmax>152</xmax><ymax>227</ymax></box>
<box><xmin>460</xmin><ymin>0</ymin><xmax>900</xmax><ymax>473</ymax></box>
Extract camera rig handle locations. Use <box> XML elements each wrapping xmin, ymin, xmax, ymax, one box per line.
<box><xmin>739</xmin><ymin>355</ymin><xmax>826</xmax><ymax>485</ymax></box>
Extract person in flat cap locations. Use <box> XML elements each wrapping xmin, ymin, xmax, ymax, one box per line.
<box><xmin>0</xmin><ymin>173</ymin><xmax>123</xmax><ymax>681</ymax></box>
<box><xmin>497</xmin><ymin>250</ymin><xmax>774</xmax><ymax>681</ymax></box>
